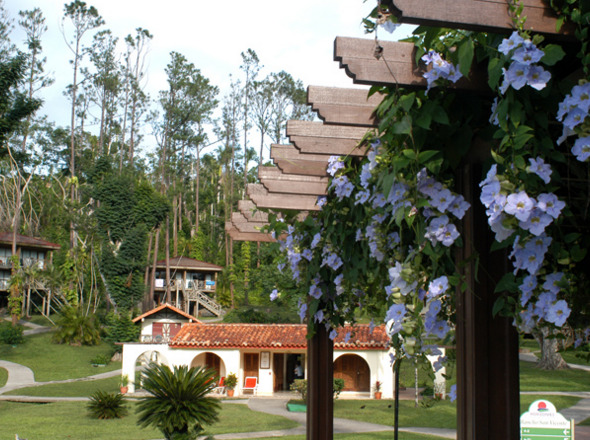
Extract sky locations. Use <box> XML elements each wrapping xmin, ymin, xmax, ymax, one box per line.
<box><xmin>5</xmin><ymin>0</ymin><xmax>411</xmax><ymax>159</ymax></box>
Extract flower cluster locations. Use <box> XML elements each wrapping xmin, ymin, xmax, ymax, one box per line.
<box><xmin>479</xmin><ymin>165</ymin><xmax>564</xmax><ymax>242</ymax></box>
<box><xmin>498</xmin><ymin>32</ymin><xmax>551</xmax><ymax>94</ymax></box>
<box><xmin>421</xmin><ymin>50</ymin><xmax>463</xmax><ymax>91</ymax></box>
<box><xmin>557</xmin><ymin>82</ymin><xmax>590</xmax><ymax>161</ymax></box>
<box><xmin>418</xmin><ymin>169</ymin><xmax>469</xmax><ymax>246</ymax></box>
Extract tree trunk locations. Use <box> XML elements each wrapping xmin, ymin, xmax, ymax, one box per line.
<box><xmin>149</xmin><ymin>228</ymin><xmax>160</xmax><ymax>307</ymax></box>
<box><xmin>165</xmin><ymin>218</ymin><xmax>171</xmax><ymax>304</ymax></box>
<box><xmin>533</xmin><ymin>327</ymin><xmax>569</xmax><ymax>370</ymax></box>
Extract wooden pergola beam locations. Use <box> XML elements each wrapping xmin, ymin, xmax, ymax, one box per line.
<box><xmin>271</xmin><ymin>145</ymin><xmax>330</xmax><ymax>177</ymax></box>
<box><xmin>225</xmin><ymin>222</ymin><xmax>275</xmax><ymax>243</ymax></box>
<box><xmin>259</xmin><ymin>166</ymin><xmax>329</xmax><ymax>196</ymax></box>
<box><xmin>307</xmin><ymin>86</ymin><xmax>381</xmax><ymax>127</ymax></box>
<box><xmin>387</xmin><ymin>0</ymin><xmax>574</xmax><ymax>37</ymax></box>
<box><xmin>231</xmin><ymin>212</ymin><xmax>269</xmax><ymax>234</ymax></box>
<box><xmin>334</xmin><ymin>37</ymin><xmax>487</xmax><ymax>90</ymax></box>
<box><xmin>247</xmin><ymin>183</ymin><xmax>320</xmax><ymax>211</ymax></box>
<box><xmin>287</xmin><ymin>120</ymin><xmax>370</xmax><ymax>156</ymax></box>
<box><xmin>237</xmin><ymin>200</ymin><xmax>269</xmax><ymax>223</ymax></box>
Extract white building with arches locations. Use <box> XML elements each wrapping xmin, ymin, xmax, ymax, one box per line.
<box><xmin>121</xmin><ymin>306</ymin><xmax>397</xmax><ymax>398</ymax></box>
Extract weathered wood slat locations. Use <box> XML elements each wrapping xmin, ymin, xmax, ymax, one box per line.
<box><xmin>271</xmin><ymin>145</ymin><xmax>330</xmax><ymax>177</ymax></box>
<box><xmin>287</xmin><ymin>120</ymin><xmax>371</xmax><ymax>139</ymax></box>
<box><xmin>387</xmin><ymin>0</ymin><xmax>574</xmax><ymax>37</ymax></box>
<box><xmin>335</xmin><ymin>37</ymin><xmax>486</xmax><ymax>90</ymax></box>
<box><xmin>231</xmin><ymin>212</ymin><xmax>269</xmax><ymax>234</ymax></box>
<box><xmin>247</xmin><ymin>184</ymin><xmax>320</xmax><ymax>211</ymax></box>
<box><xmin>225</xmin><ymin>222</ymin><xmax>275</xmax><ymax>242</ymax></box>
<box><xmin>259</xmin><ymin>166</ymin><xmax>329</xmax><ymax>195</ymax></box>
<box><xmin>237</xmin><ymin>200</ymin><xmax>269</xmax><ymax>222</ymax></box>
<box><xmin>290</xmin><ymin>135</ymin><xmax>367</xmax><ymax>156</ymax></box>
<box><xmin>307</xmin><ymin>86</ymin><xmax>381</xmax><ymax>127</ymax></box>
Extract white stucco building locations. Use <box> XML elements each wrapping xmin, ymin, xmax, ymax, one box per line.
<box><xmin>122</xmin><ymin>305</ymin><xmax>397</xmax><ymax>398</ymax></box>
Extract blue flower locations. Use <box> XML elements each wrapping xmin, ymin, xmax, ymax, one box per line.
<box><xmin>536</xmin><ymin>193</ymin><xmax>565</xmax><ymax>219</ymax></box>
<box><xmin>512</xmin><ymin>40</ymin><xmax>544</xmax><ymax>65</ymax></box>
<box><xmin>385</xmin><ymin>303</ymin><xmax>407</xmax><ymax>322</ymax></box>
<box><xmin>505</xmin><ymin>191</ymin><xmax>535</xmax><ymax>222</ymax></box>
<box><xmin>270</xmin><ymin>289</ymin><xmax>279</xmax><ymax>301</ymax></box>
<box><xmin>329</xmin><ymin>329</ymin><xmax>338</xmax><ymax>340</ymax></box>
<box><xmin>355</xmin><ymin>190</ymin><xmax>371</xmax><ymax>205</ymax></box>
<box><xmin>502</xmin><ymin>62</ymin><xmax>529</xmax><ymax>91</ymax></box>
<box><xmin>327</xmin><ymin>156</ymin><xmax>345</xmax><ymax>176</ymax></box>
<box><xmin>314</xmin><ymin>310</ymin><xmax>325</xmax><ymax>323</ymax></box>
<box><xmin>526</xmin><ymin>65</ymin><xmax>551</xmax><ymax>91</ymax></box>
<box><xmin>448</xmin><ymin>194</ymin><xmax>470</xmax><ymax>219</ymax></box>
<box><xmin>311</xmin><ymin>232</ymin><xmax>321</xmax><ymax>249</ymax></box>
<box><xmin>430</xmin><ymin>188</ymin><xmax>454</xmax><ymax>212</ymax></box>
<box><xmin>309</xmin><ymin>283</ymin><xmax>323</xmax><ymax>299</ymax></box>
<box><xmin>498</xmin><ymin>31</ymin><xmax>524</xmax><ymax>56</ymax></box>
<box><xmin>519</xmin><ymin>275</ymin><xmax>537</xmax><ymax>296</ymax></box>
<box><xmin>572</xmin><ymin>136</ymin><xmax>590</xmax><ymax>162</ymax></box>
<box><xmin>543</xmin><ymin>272</ymin><xmax>564</xmax><ymax>294</ymax></box>
<box><xmin>480</xmin><ymin>180</ymin><xmax>502</xmax><ymax>208</ymax></box>
<box><xmin>527</xmin><ymin>157</ymin><xmax>552</xmax><ymax>184</ymax></box>
<box><xmin>330</xmin><ymin>175</ymin><xmax>354</xmax><ymax>200</ymax></box>
<box><xmin>449</xmin><ymin>384</ymin><xmax>457</xmax><ymax>402</ymax></box>
<box><xmin>322</xmin><ymin>252</ymin><xmax>343</xmax><ymax>271</ymax></box>
<box><xmin>519</xmin><ymin>208</ymin><xmax>553</xmax><ymax>236</ymax></box>
<box><xmin>546</xmin><ymin>300</ymin><xmax>571</xmax><ymax>327</ymax></box>
<box><xmin>360</xmin><ymin>163</ymin><xmax>372</xmax><ymax>188</ymax></box>
<box><xmin>372</xmin><ymin>193</ymin><xmax>387</xmax><ymax>208</ymax></box>
<box><xmin>298</xmin><ymin>301</ymin><xmax>307</xmax><ymax>322</ymax></box>
<box><xmin>428</xmin><ymin>276</ymin><xmax>449</xmax><ymax>297</ymax></box>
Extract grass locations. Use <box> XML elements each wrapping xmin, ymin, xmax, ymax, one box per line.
<box><xmin>0</xmin><ymin>368</ymin><xmax>7</xmax><ymax>387</ymax></box>
<box><xmin>0</xmin><ymin>331</ymin><xmax>119</xmax><ymax>381</ymax></box>
<box><xmin>253</xmin><ymin>433</ymin><xmax>443</xmax><ymax>440</ymax></box>
<box><xmin>0</xmin><ymin>400</ymin><xmax>298</xmax><ymax>440</ymax></box>
<box><xmin>332</xmin><ymin>395</ymin><xmax>583</xmax><ymax>430</ymax></box>
<box><xmin>4</xmin><ymin>376</ymin><xmax>120</xmax><ymax>397</ymax></box>
<box><xmin>520</xmin><ymin>361</ymin><xmax>590</xmax><ymax>391</ymax></box>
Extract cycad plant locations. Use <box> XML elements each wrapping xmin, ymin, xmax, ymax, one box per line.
<box><xmin>87</xmin><ymin>390</ymin><xmax>128</xmax><ymax>419</ymax></box>
<box><xmin>53</xmin><ymin>305</ymin><xmax>101</xmax><ymax>346</ymax></box>
<box><xmin>136</xmin><ymin>363</ymin><xmax>221</xmax><ymax>440</ymax></box>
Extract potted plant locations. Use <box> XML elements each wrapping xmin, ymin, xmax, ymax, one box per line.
<box><xmin>119</xmin><ymin>375</ymin><xmax>129</xmax><ymax>394</ymax></box>
<box><xmin>374</xmin><ymin>381</ymin><xmax>382</xmax><ymax>400</ymax></box>
<box><xmin>224</xmin><ymin>373</ymin><xmax>237</xmax><ymax>397</ymax></box>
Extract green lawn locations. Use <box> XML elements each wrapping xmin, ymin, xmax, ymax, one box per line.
<box><xmin>0</xmin><ymin>331</ymin><xmax>120</xmax><ymax>381</ymax></box>
<box><xmin>520</xmin><ymin>361</ymin><xmax>590</xmax><ymax>391</ymax></box>
<box><xmin>0</xmin><ymin>367</ymin><xmax>7</xmax><ymax>387</ymax></box>
<box><xmin>0</xmin><ymin>400</ymin><xmax>298</xmax><ymax>440</ymax></box>
<box><xmin>4</xmin><ymin>376</ymin><xmax>120</xmax><ymax>397</ymax></box>
<box><xmin>254</xmin><ymin>433</ymin><xmax>443</xmax><ymax>440</ymax></box>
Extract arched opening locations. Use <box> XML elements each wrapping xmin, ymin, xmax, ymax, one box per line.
<box><xmin>134</xmin><ymin>350</ymin><xmax>170</xmax><ymax>390</ymax></box>
<box><xmin>190</xmin><ymin>352</ymin><xmax>226</xmax><ymax>379</ymax></box>
<box><xmin>334</xmin><ymin>354</ymin><xmax>370</xmax><ymax>392</ymax></box>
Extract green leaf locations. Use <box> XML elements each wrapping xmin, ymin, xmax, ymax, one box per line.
<box><xmin>418</xmin><ymin>150</ymin><xmax>440</xmax><ymax>164</ymax></box>
<box><xmin>541</xmin><ymin>44</ymin><xmax>566</xmax><ymax>66</ymax></box>
<box><xmin>431</xmin><ymin>105</ymin><xmax>449</xmax><ymax>125</ymax></box>
<box><xmin>488</xmin><ymin>57</ymin><xmax>503</xmax><ymax>89</ymax></box>
<box><xmin>492</xmin><ymin>297</ymin><xmax>506</xmax><ymax>317</ymax></box>
<box><xmin>402</xmin><ymin>149</ymin><xmax>417</xmax><ymax>160</ymax></box>
<box><xmin>393</xmin><ymin>115</ymin><xmax>413</xmax><ymax>134</ymax></box>
<box><xmin>458</xmin><ymin>39</ymin><xmax>474</xmax><ymax>78</ymax></box>
<box><xmin>399</xmin><ymin>92</ymin><xmax>416</xmax><ymax>112</ymax></box>
<box><xmin>494</xmin><ymin>273</ymin><xmax>517</xmax><ymax>294</ymax></box>
<box><xmin>491</xmin><ymin>149</ymin><xmax>504</xmax><ymax>164</ymax></box>
<box><xmin>571</xmin><ymin>246</ymin><xmax>587</xmax><ymax>262</ymax></box>
<box><xmin>425</xmin><ymin>158</ymin><xmax>443</xmax><ymax>174</ymax></box>
<box><xmin>415</xmin><ymin>111</ymin><xmax>432</xmax><ymax>129</ymax></box>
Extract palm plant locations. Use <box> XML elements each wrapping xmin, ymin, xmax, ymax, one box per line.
<box><xmin>136</xmin><ymin>363</ymin><xmax>221</xmax><ymax>440</ymax></box>
<box><xmin>87</xmin><ymin>390</ymin><xmax>128</xmax><ymax>419</ymax></box>
<box><xmin>53</xmin><ymin>305</ymin><xmax>101</xmax><ymax>346</ymax></box>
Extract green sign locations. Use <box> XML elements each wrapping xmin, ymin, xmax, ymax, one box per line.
<box><xmin>520</xmin><ymin>399</ymin><xmax>574</xmax><ymax>440</ymax></box>
<box><xmin>520</xmin><ymin>425</ymin><xmax>572</xmax><ymax>439</ymax></box>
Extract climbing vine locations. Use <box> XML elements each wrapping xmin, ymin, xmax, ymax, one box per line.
<box><xmin>267</xmin><ymin>0</ymin><xmax>590</xmax><ymax>375</ymax></box>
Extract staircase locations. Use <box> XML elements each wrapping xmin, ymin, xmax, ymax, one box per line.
<box><xmin>185</xmin><ymin>288</ymin><xmax>225</xmax><ymax>317</ymax></box>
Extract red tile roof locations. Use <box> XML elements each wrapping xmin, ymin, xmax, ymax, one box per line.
<box><xmin>170</xmin><ymin>323</ymin><xmax>390</xmax><ymax>351</ymax></box>
<box><xmin>133</xmin><ymin>303</ymin><xmax>200</xmax><ymax>323</ymax></box>
<box><xmin>155</xmin><ymin>256</ymin><xmax>223</xmax><ymax>272</ymax></box>
<box><xmin>0</xmin><ymin>232</ymin><xmax>61</xmax><ymax>250</ymax></box>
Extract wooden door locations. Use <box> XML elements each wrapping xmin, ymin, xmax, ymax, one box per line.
<box><xmin>273</xmin><ymin>353</ymin><xmax>284</xmax><ymax>391</ymax></box>
<box><xmin>243</xmin><ymin>353</ymin><xmax>259</xmax><ymax>384</ymax></box>
<box><xmin>205</xmin><ymin>352</ymin><xmax>221</xmax><ymax>377</ymax></box>
<box><xmin>334</xmin><ymin>354</ymin><xmax>370</xmax><ymax>391</ymax></box>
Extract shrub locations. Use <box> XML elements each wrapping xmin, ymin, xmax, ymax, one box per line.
<box><xmin>90</xmin><ymin>354</ymin><xmax>111</xmax><ymax>366</ymax></box>
<box><xmin>87</xmin><ymin>391</ymin><xmax>128</xmax><ymax>419</ymax></box>
<box><xmin>53</xmin><ymin>305</ymin><xmax>101</xmax><ymax>346</ymax></box>
<box><xmin>136</xmin><ymin>363</ymin><xmax>221</xmax><ymax>440</ymax></box>
<box><xmin>0</xmin><ymin>321</ymin><xmax>24</xmax><ymax>345</ymax></box>
<box><xmin>103</xmin><ymin>312</ymin><xmax>140</xmax><ymax>352</ymax></box>
<box><xmin>290</xmin><ymin>378</ymin><xmax>346</xmax><ymax>401</ymax></box>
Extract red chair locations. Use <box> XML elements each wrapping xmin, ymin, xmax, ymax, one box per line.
<box><xmin>242</xmin><ymin>376</ymin><xmax>258</xmax><ymax>395</ymax></box>
<box><xmin>212</xmin><ymin>376</ymin><xmax>225</xmax><ymax>395</ymax></box>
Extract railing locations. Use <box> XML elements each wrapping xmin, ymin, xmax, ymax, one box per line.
<box><xmin>187</xmin><ymin>289</ymin><xmax>224</xmax><ymax>316</ymax></box>
<box><xmin>139</xmin><ymin>335</ymin><xmax>171</xmax><ymax>344</ymax></box>
<box><xmin>154</xmin><ymin>279</ymin><xmax>216</xmax><ymax>291</ymax></box>
<box><xmin>0</xmin><ymin>279</ymin><xmax>8</xmax><ymax>290</ymax></box>
<box><xmin>0</xmin><ymin>258</ymin><xmax>44</xmax><ymax>270</ymax></box>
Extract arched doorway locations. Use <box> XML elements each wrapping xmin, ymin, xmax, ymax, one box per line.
<box><xmin>190</xmin><ymin>352</ymin><xmax>225</xmax><ymax>379</ymax></box>
<box><xmin>134</xmin><ymin>350</ymin><xmax>170</xmax><ymax>391</ymax></box>
<box><xmin>334</xmin><ymin>354</ymin><xmax>370</xmax><ymax>392</ymax></box>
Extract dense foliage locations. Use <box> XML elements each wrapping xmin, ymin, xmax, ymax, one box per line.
<box><xmin>87</xmin><ymin>390</ymin><xmax>128</xmax><ymax>419</ymax></box>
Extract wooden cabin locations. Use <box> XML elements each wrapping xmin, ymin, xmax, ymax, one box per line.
<box><xmin>150</xmin><ymin>256</ymin><xmax>224</xmax><ymax>317</ymax></box>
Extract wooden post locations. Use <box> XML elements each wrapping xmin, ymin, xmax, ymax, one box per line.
<box><xmin>456</xmin><ymin>162</ymin><xmax>520</xmax><ymax>439</ymax></box>
<box><xmin>307</xmin><ymin>324</ymin><xmax>334</xmax><ymax>440</ymax></box>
